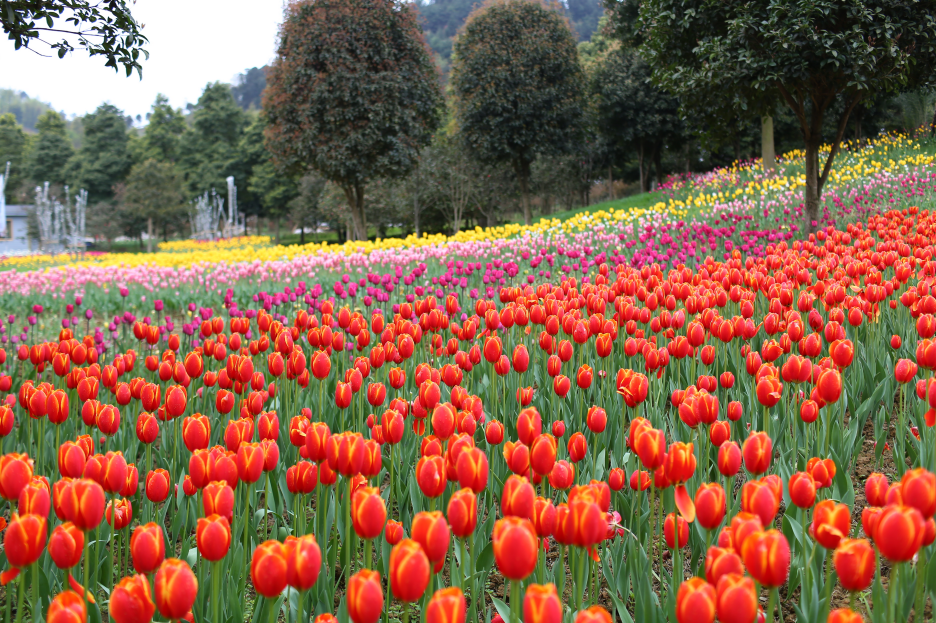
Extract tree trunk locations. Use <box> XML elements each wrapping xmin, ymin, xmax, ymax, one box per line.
<box><xmin>275</xmin><ymin>217</ymin><xmax>280</xmax><ymax>245</ymax></box>
<box><xmin>652</xmin><ymin>145</ymin><xmax>662</xmax><ymax>190</ymax></box>
<box><xmin>931</xmin><ymin>101</ymin><xmax>936</xmax><ymax>137</ymax></box>
<box><xmin>804</xmin><ymin>138</ymin><xmax>821</xmax><ymax>232</ymax></box>
<box><xmin>300</xmin><ymin>214</ymin><xmax>305</xmax><ymax>245</ymax></box>
<box><xmin>343</xmin><ymin>184</ymin><xmax>368</xmax><ymax>240</ymax></box>
<box><xmin>413</xmin><ymin>168</ymin><xmax>421</xmax><ymax>238</ymax></box>
<box><xmin>147</xmin><ymin>217</ymin><xmax>153</xmax><ymax>253</ymax></box>
<box><xmin>761</xmin><ymin>115</ymin><xmax>776</xmax><ymax>172</ymax></box>
<box><xmin>638</xmin><ymin>142</ymin><xmax>646</xmax><ymax>193</ymax></box>
<box><xmin>514</xmin><ymin>158</ymin><xmax>532</xmax><ymax>225</ymax></box>
<box><xmin>608</xmin><ymin>166</ymin><xmax>614</xmax><ymax>201</ymax></box>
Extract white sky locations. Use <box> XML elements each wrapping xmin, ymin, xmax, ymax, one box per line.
<box><xmin>0</xmin><ymin>0</ymin><xmax>287</xmax><ymax>121</ymax></box>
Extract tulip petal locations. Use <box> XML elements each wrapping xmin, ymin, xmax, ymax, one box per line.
<box><xmin>675</xmin><ymin>484</ymin><xmax>696</xmax><ymax>523</ymax></box>
<box><xmin>0</xmin><ymin>517</ymin><xmax>6</xmax><ymax>532</ymax></box>
<box><xmin>0</xmin><ymin>569</ymin><xmax>20</xmax><ymax>586</ymax></box>
<box><xmin>68</xmin><ymin>573</ymin><xmax>96</xmax><ymax>603</ymax></box>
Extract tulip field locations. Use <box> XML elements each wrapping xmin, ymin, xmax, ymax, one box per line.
<box><xmin>2</xmin><ymin>131</ymin><xmax>936</xmax><ymax>623</ymax></box>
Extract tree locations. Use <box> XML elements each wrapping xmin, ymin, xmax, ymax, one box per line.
<box><xmin>242</xmin><ymin>114</ymin><xmax>298</xmax><ymax>235</ymax></box>
<box><xmin>451</xmin><ymin>0</ymin><xmax>585</xmax><ymax>224</ymax></box>
<box><xmin>179</xmin><ymin>83</ymin><xmax>247</xmax><ymax>196</ymax></box>
<box><xmin>143</xmin><ymin>95</ymin><xmax>186</xmax><ymax>163</ymax></box>
<box><xmin>0</xmin><ymin>113</ymin><xmax>27</xmax><ymax>199</ymax></box>
<box><xmin>232</xmin><ymin>67</ymin><xmax>267</xmax><ymax>111</ymax></box>
<box><xmin>67</xmin><ymin>104</ymin><xmax>131</xmax><ymax>203</ymax></box>
<box><xmin>264</xmin><ymin>0</ymin><xmax>444</xmax><ymax>241</ymax></box>
<box><xmin>2</xmin><ymin>0</ymin><xmax>148</xmax><ymax>75</ymax></box>
<box><xmin>25</xmin><ymin>110</ymin><xmax>73</xmax><ymax>187</ymax></box>
<box><xmin>590</xmin><ymin>47</ymin><xmax>682</xmax><ymax>192</ymax></box>
<box><xmin>121</xmin><ymin>158</ymin><xmax>186</xmax><ymax>251</ymax></box>
<box><xmin>636</xmin><ymin>0</ymin><xmax>936</xmax><ymax>231</ymax></box>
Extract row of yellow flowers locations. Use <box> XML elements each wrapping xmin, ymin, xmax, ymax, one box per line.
<box><xmin>1</xmin><ymin>131</ymin><xmax>931</xmax><ymax>272</ymax></box>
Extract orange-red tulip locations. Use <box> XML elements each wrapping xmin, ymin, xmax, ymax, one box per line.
<box><xmin>447</xmin><ymin>488</ymin><xmax>477</xmax><ymax>538</ymax></box>
<box><xmin>812</xmin><ymin>500</ymin><xmax>851</xmax><ymax>549</ymax></box>
<box><xmin>352</xmin><ymin>487</ymin><xmax>387</xmax><ymax>540</ymax></box>
<box><xmin>251</xmin><ymin>540</ymin><xmax>288</xmax><ymax>597</ymax></box>
<box><xmin>130</xmin><ymin>522</ymin><xmax>166</xmax><ymax>574</ymax></box>
<box><xmin>492</xmin><ymin>516</ymin><xmax>538</xmax><ymax>580</ymax></box>
<box><xmin>833</xmin><ymin>538</ymin><xmax>875</xmax><ymax>592</ymax></box>
<box><xmin>47</xmin><ymin>590</ymin><xmax>86</xmax><ymax>623</ymax></box>
<box><xmin>110</xmin><ymin>574</ymin><xmax>155</xmax><ymax>623</ymax></box>
<box><xmin>196</xmin><ymin>514</ymin><xmax>231</xmax><ymax>562</ymax></box>
<box><xmin>874</xmin><ymin>505</ymin><xmax>926</xmax><ymax>562</ymax></box>
<box><xmin>715</xmin><ymin>574</ymin><xmax>758</xmax><ymax>623</ymax></box>
<box><xmin>390</xmin><ymin>538</ymin><xmax>430</xmax><ymax>602</ymax></box>
<box><xmin>284</xmin><ymin>534</ymin><xmax>322</xmax><ymax>591</ymax></box>
<box><xmin>675</xmin><ymin>577</ymin><xmax>716</xmax><ymax>623</ymax></box>
<box><xmin>523</xmin><ymin>584</ymin><xmax>561</xmax><ymax>623</ymax></box>
<box><xmin>347</xmin><ymin>569</ymin><xmax>383</xmax><ymax>623</ymax></box>
<box><xmin>155</xmin><ymin>558</ymin><xmax>197</xmax><ymax>620</ymax></box>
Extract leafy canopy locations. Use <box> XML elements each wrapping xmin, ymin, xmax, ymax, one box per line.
<box><xmin>2</xmin><ymin>0</ymin><xmax>148</xmax><ymax>76</ymax></box>
<box><xmin>451</xmin><ymin>0</ymin><xmax>585</xmax><ymax>172</ymax></box>
<box><xmin>264</xmin><ymin>0</ymin><xmax>443</xmax><ymax>187</ymax></box>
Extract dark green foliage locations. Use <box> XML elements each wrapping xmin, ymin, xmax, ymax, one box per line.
<box><xmin>1</xmin><ymin>0</ymin><xmax>148</xmax><ymax>75</ymax></box>
<box><xmin>67</xmin><ymin>104</ymin><xmax>130</xmax><ymax>203</ymax></box>
<box><xmin>241</xmin><ymin>114</ymin><xmax>297</xmax><ymax>222</ymax></box>
<box><xmin>179</xmin><ymin>83</ymin><xmax>248</xmax><ymax>196</ymax></box>
<box><xmin>264</xmin><ymin>0</ymin><xmax>444</xmax><ymax>240</ymax></box>
<box><xmin>26</xmin><ymin>111</ymin><xmax>74</xmax><ymax>188</ymax></box>
<box><xmin>142</xmin><ymin>95</ymin><xmax>186</xmax><ymax>163</ymax></box>
<box><xmin>232</xmin><ymin>67</ymin><xmax>267</xmax><ymax>111</ymax></box>
<box><xmin>635</xmin><ymin>0</ymin><xmax>936</xmax><ymax>229</ymax></box>
<box><xmin>0</xmin><ymin>113</ymin><xmax>27</xmax><ymax>199</ymax></box>
<box><xmin>417</xmin><ymin>0</ymin><xmax>602</xmax><ymax>70</ymax></box>
<box><xmin>120</xmin><ymin>158</ymin><xmax>187</xmax><ymax>240</ymax></box>
<box><xmin>590</xmin><ymin>46</ymin><xmax>681</xmax><ymax>191</ymax></box>
<box><xmin>0</xmin><ymin>89</ymin><xmax>49</xmax><ymax>132</ymax></box>
<box><xmin>451</xmin><ymin>0</ymin><xmax>585</xmax><ymax>223</ymax></box>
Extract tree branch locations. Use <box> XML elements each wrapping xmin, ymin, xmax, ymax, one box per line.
<box><xmin>818</xmin><ymin>94</ymin><xmax>863</xmax><ymax>195</ymax></box>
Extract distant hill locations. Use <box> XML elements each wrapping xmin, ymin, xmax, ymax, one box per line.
<box><xmin>0</xmin><ymin>89</ymin><xmax>53</xmax><ymax>132</ymax></box>
<box><xmin>416</xmin><ymin>0</ymin><xmax>603</xmax><ymax>73</ymax></box>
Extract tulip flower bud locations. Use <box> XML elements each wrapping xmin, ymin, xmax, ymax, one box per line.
<box><xmin>130</xmin><ymin>522</ymin><xmax>166</xmax><ymax>574</ymax></box>
<box><xmin>704</xmin><ymin>546</ymin><xmax>744</xmax><ymax>587</ymax></box>
<box><xmin>4</xmin><ymin>512</ymin><xmax>47</xmax><ymax>569</ymax></box>
<box><xmin>695</xmin><ymin>483</ymin><xmax>726</xmax><ymax>531</ymax></box>
<box><xmin>447</xmin><ymin>488</ymin><xmax>477</xmax><ymax>538</ymax></box>
<box><xmin>874</xmin><ymin>504</ymin><xmax>925</xmax><ymax>562</ymax></box>
<box><xmin>251</xmin><ymin>540</ymin><xmax>288</xmax><ymax>598</ymax></box>
<box><xmin>502</xmin><ymin>475</ymin><xmax>535</xmax><ymax>519</ymax></box>
<box><xmin>348</xmin><ymin>569</ymin><xmax>383</xmax><ymax>623</ymax></box>
<box><xmin>741</xmin><ymin>432</ymin><xmax>771</xmax><ymax>475</ymax></box>
<box><xmin>155</xmin><ymin>558</ymin><xmax>197</xmax><ymax>620</ymax></box>
<box><xmin>110</xmin><ymin>574</ymin><xmax>155</xmax><ymax>623</ymax></box>
<box><xmin>352</xmin><ymin>487</ymin><xmax>387</xmax><ymax>540</ymax></box>
<box><xmin>493</xmin><ymin>516</ymin><xmax>538</xmax><ymax>581</ymax></box>
<box><xmin>390</xmin><ymin>539</ymin><xmax>430</xmax><ymax>602</ymax></box>
<box><xmin>664</xmin><ymin>512</ymin><xmax>689</xmax><ymax>549</ymax></box>
<box><xmin>676</xmin><ymin>577</ymin><xmax>716</xmax><ymax>623</ymax></box>
<box><xmin>411</xmin><ymin>511</ymin><xmax>450</xmax><ymax>563</ymax></box>
<box><xmin>196</xmin><ymin>514</ymin><xmax>232</xmax><ymax>562</ymax></box>
<box><xmin>47</xmin><ymin>590</ymin><xmax>87</xmax><ymax>623</ymax></box>
<box><xmin>741</xmin><ymin>529</ymin><xmax>789</xmax><ymax>587</ymax></box>
<box><xmin>284</xmin><ymin>534</ymin><xmax>322</xmax><ymax>591</ymax></box>
<box><xmin>715</xmin><ymin>574</ymin><xmax>757</xmax><ymax>623</ymax></box>
<box><xmin>523</xmin><ymin>584</ymin><xmax>561</xmax><ymax>623</ymax></box>
<box><xmin>833</xmin><ymin>538</ymin><xmax>875</xmax><ymax>592</ymax></box>
<box><xmin>812</xmin><ymin>500</ymin><xmax>852</xmax><ymax>550</ymax></box>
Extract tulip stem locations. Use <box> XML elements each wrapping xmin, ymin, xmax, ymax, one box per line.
<box><xmin>888</xmin><ymin>562</ymin><xmax>899</xmax><ymax>623</ymax></box>
<box><xmin>402</xmin><ymin>601</ymin><xmax>410</xmax><ymax>623</ymax></box>
<box><xmin>83</xmin><ymin>525</ymin><xmax>91</xmax><ymax>611</ymax></box>
<box><xmin>13</xmin><ymin>572</ymin><xmax>24</xmax><ymax>623</ymax></box>
<box><xmin>510</xmin><ymin>580</ymin><xmax>521</xmax><ymax>623</ymax></box>
<box><xmin>211</xmin><ymin>560</ymin><xmax>221</xmax><ymax>623</ymax></box>
<box><xmin>345</xmin><ymin>476</ymin><xmax>353</xmax><ymax>576</ymax></box>
<box><xmin>364</xmin><ymin>538</ymin><xmax>372</xmax><ymax>570</ymax></box>
<box><xmin>915</xmin><ymin>549</ymin><xmax>928</xmax><ymax>623</ymax></box>
<box><xmin>765</xmin><ymin>587</ymin><xmax>777</xmax><ymax>623</ymax></box>
<box><xmin>822</xmin><ymin>550</ymin><xmax>834</xmax><ymax>618</ymax></box>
